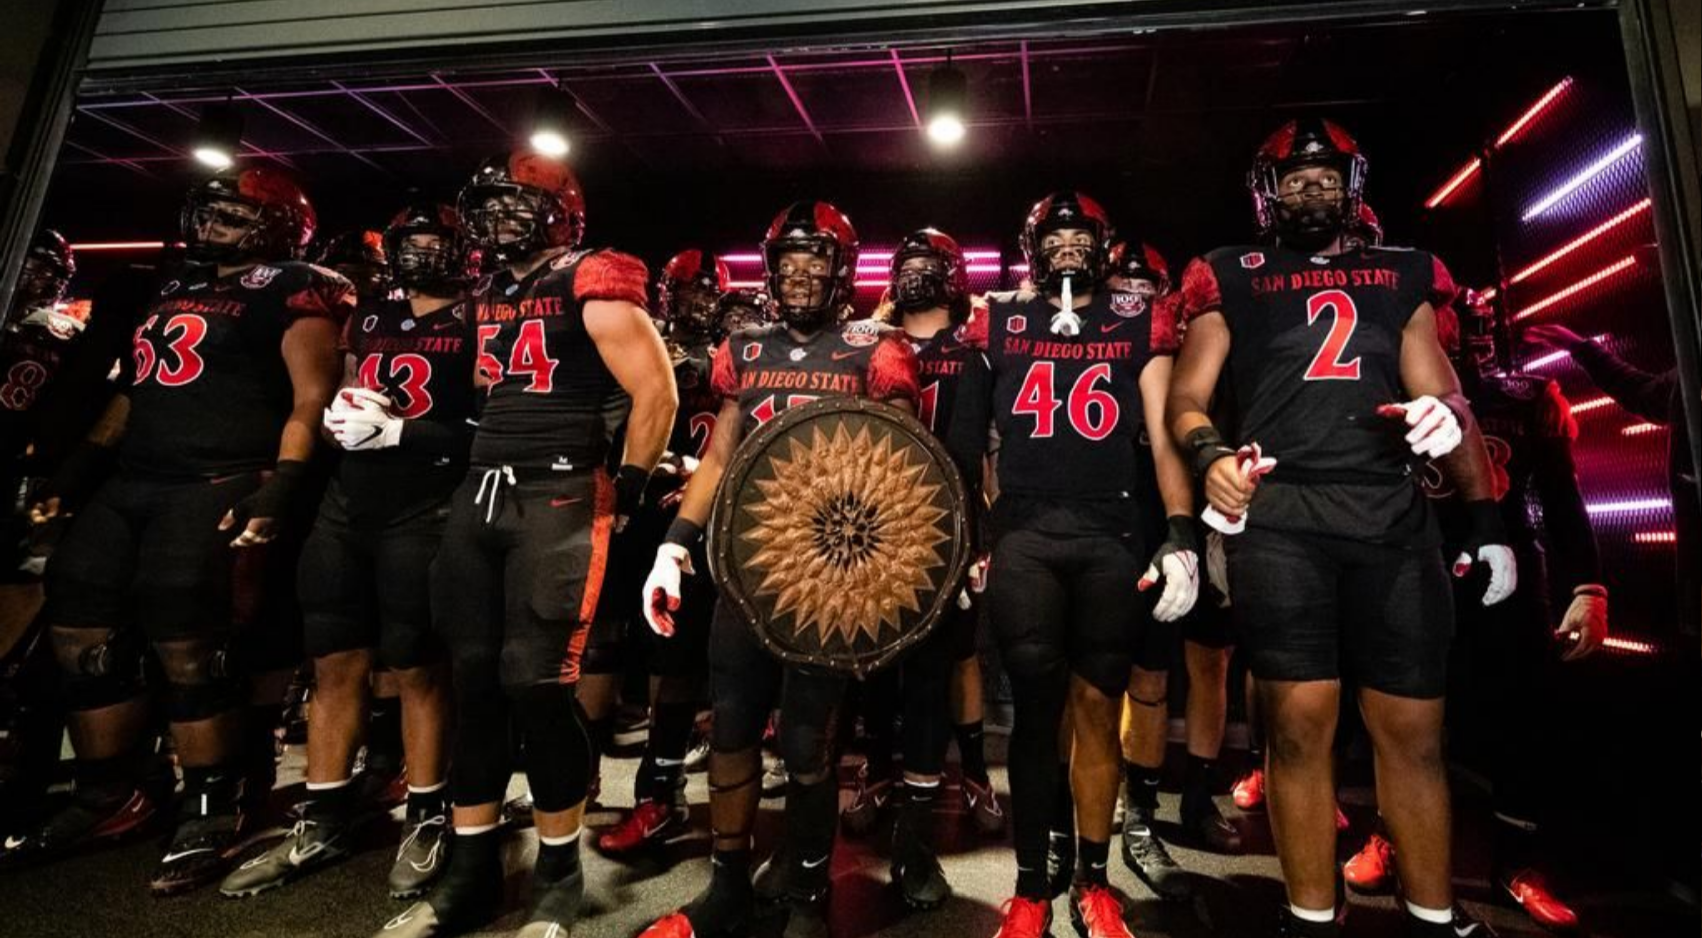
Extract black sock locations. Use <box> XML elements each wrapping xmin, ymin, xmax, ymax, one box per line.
<box><xmin>1016</xmin><ymin>864</ymin><xmax>1052</xmax><ymax>901</ymax></box>
<box><xmin>535</xmin><ymin>835</ymin><xmax>582</xmax><ymax>882</ymax></box>
<box><xmin>1050</xmin><ymin>766</ymin><xmax>1075</xmax><ymax>839</ymax></box>
<box><xmin>304</xmin><ymin>780</ymin><xmax>357</xmax><ymax>823</ymax></box>
<box><xmin>1124</xmin><ymin>761</ymin><xmax>1160</xmax><ymax>812</ymax></box>
<box><xmin>1181</xmin><ymin>754</ymin><xmax>1216</xmax><ymax>816</ymax></box>
<box><xmin>686</xmin><ymin>848</ymin><xmax>755</xmax><ymax>930</ymax></box>
<box><xmin>896</xmin><ymin>779</ymin><xmax>938</xmax><ymax>851</ymax></box>
<box><xmin>1075</xmin><ymin>837</ymin><xmax>1110</xmax><ymax>887</ymax></box>
<box><xmin>1246</xmin><ymin>746</ymin><xmax>1264</xmax><ymax>772</ymax></box>
<box><xmin>637</xmin><ymin>701</ymin><xmax>697</xmax><ymax>803</ymax></box>
<box><xmin>75</xmin><ymin>751</ymin><xmax>140</xmax><ymax>800</ymax></box>
<box><xmin>1493</xmin><ymin>815</ymin><xmax>1540</xmax><ymax>879</ymax></box>
<box><xmin>433</xmin><ymin>827</ymin><xmax>502</xmax><ymax>918</ymax></box>
<box><xmin>367</xmin><ymin>696</ymin><xmax>403</xmax><ymax>769</ymax></box>
<box><xmin>954</xmin><ymin>720</ymin><xmax>988</xmax><ymax>783</ymax></box>
<box><xmin>407</xmin><ymin>785</ymin><xmax>447</xmax><ymax>819</ymax></box>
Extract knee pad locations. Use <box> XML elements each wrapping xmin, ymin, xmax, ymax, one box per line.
<box><xmin>507</xmin><ymin>681</ymin><xmax>592</xmax><ymax>812</ymax></box>
<box><xmin>50</xmin><ymin>626</ymin><xmax>146</xmax><ymax>712</ymax></box>
<box><xmin>154</xmin><ymin>638</ymin><xmax>247</xmax><ymax>723</ymax></box>
<box><xmin>1001</xmin><ymin>640</ymin><xmax>1068</xmax><ymax>689</ymax></box>
<box><xmin>779</xmin><ymin>714</ymin><xmax>836</xmax><ymax>786</ymax></box>
<box><xmin>1073</xmin><ymin>651</ymin><xmax>1132</xmax><ymax>698</ymax></box>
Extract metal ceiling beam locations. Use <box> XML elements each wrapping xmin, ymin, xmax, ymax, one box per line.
<box><xmin>766</xmin><ymin>55</ymin><xmax>825</xmax><ymax>150</ymax></box>
<box><xmin>330</xmin><ymin>80</ymin><xmax>435</xmax><ymax>145</ymax></box>
<box><xmin>137</xmin><ymin>92</ymin><xmax>301</xmax><ymax>171</ymax></box>
<box><xmin>1020</xmin><ymin>40</ymin><xmax>1034</xmax><ymax>130</ymax></box>
<box><xmin>431</xmin><ymin>73</ymin><xmax>512</xmax><ymax>136</ymax></box>
<box><xmin>541</xmin><ymin>69</ymin><xmax>653</xmax><ymax>169</ymax></box>
<box><xmin>62</xmin><ymin>138</ymin><xmax>156</xmax><ymax>179</ymax></box>
<box><xmin>648</xmin><ymin>62</ymin><xmax>724</xmax><ymax>148</ymax></box>
<box><xmin>891</xmin><ymin>50</ymin><xmax>921</xmax><ymax>129</ymax></box>
<box><xmin>236</xmin><ymin>88</ymin><xmax>397</xmax><ymax>178</ymax></box>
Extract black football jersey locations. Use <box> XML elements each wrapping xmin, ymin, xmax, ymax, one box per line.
<box><xmin>1420</xmin><ymin>371</ymin><xmax>1600</xmax><ymax>589</ymax></box>
<box><xmin>1180</xmin><ymin>244</ymin><xmax>1456</xmax><ymax>545</ymax></box>
<box><xmin>121</xmin><ymin>261</ymin><xmax>354</xmax><ymax>478</ymax></box>
<box><xmin>0</xmin><ymin>322</ymin><xmax>79</xmax><ymax>464</ymax></box>
<box><xmin>710</xmin><ymin>319</ymin><xmax>920</xmax><ymax>437</ymax></box>
<box><xmin>669</xmin><ymin>343</ymin><xmax>721</xmax><ymax>462</ymax></box>
<box><xmin>908</xmin><ymin>322</ymin><xmax>985</xmax><ymax>445</ymax></box>
<box><xmin>471</xmin><ymin>249</ymin><xmax>649</xmax><ymax>471</ymax></box>
<box><xmin>337</xmin><ymin>297</ymin><xmax>476</xmax><ymax>514</ymax></box>
<box><xmin>964</xmin><ymin>287</ymin><xmax>1180</xmax><ymax>506</ymax></box>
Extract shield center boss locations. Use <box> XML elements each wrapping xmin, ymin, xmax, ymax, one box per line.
<box><xmin>710</xmin><ymin>398</ymin><xmax>972</xmax><ymax>676</ymax></box>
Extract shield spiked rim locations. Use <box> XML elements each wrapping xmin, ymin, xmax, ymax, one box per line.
<box><xmin>709</xmin><ymin>396</ymin><xmax>972</xmax><ymax>676</ymax></box>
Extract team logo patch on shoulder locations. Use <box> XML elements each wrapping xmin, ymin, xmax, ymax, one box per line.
<box><xmin>159</xmin><ymin>280</ymin><xmax>182</xmax><ymax>297</ymax></box>
<box><xmin>362</xmin><ymin>314</ymin><xmax>379</xmax><ymax>333</ymax></box>
<box><xmin>1109</xmin><ymin>291</ymin><xmax>1148</xmax><ymax>318</ymax></box>
<box><xmin>241</xmin><ymin>265</ymin><xmax>282</xmax><ymax>289</ymax></box>
<box><xmin>840</xmin><ymin>320</ymin><xmax>883</xmax><ymax>348</ymax></box>
<box><xmin>472</xmin><ymin>275</ymin><xmax>493</xmax><ymax>297</ymax></box>
<box><xmin>550</xmin><ymin>249</ymin><xmax>591</xmax><ymax>271</ymax></box>
<box><xmin>789</xmin><ymin>348</ymin><xmax>809</xmax><ymax>362</ymax></box>
<box><xmin>1006</xmin><ymin>314</ymin><xmax>1027</xmax><ymax>334</ymax></box>
<box><xmin>1239</xmin><ymin>252</ymin><xmax>1265</xmax><ymax>270</ymax></box>
<box><xmin>743</xmin><ymin>342</ymin><xmax>763</xmax><ymax>362</ymax></box>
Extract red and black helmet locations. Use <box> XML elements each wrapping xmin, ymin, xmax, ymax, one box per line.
<box><xmin>458</xmin><ymin>151</ymin><xmax>586</xmax><ymax>263</ymax></box>
<box><xmin>761</xmin><ymin>200</ymin><xmax>859</xmax><ymax>329</ymax></box>
<box><xmin>715</xmin><ymin>287</ymin><xmax>776</xmax><ymax>339</ymax></box>
<box><xmin>16</xmin><ymin>228</ymin><xmax>75</xmax><ymax>310</ymax></box>
<box><xmin>889</xmin><ymin>227</ymin><xmax>970</xmax><ymax>322</ymax></box>
<box><xmin>1248</xmin><ymin>118</ymin><xmax>1367</xmax><ymax>243</ymax></box>
<box><xmin>181</xmin><ymin>166</ymin><xmax>317</xmax><ymax>264</ymax></box>
<box><xmin>1108</xmin><ymin>240</ymin><xmax>1171</xmax><ymax>294</ymax></box>
<box><xmin>313</xmin><ymin>230</ymin><xmax>390</xmax><ymax>299</ymax></box>
<box><xmin>1020</xmin><ymin>191</ymin><xmax>1114</xmax><ymax>291</ymax></box>
<box><xmin>385</xmin><ymin>202</ymin><xmax>476</xmax><ymax>293</ymax></box>
<box><xmin>656</xmin><ymin>249</ymin><xmax>731</xmax><ymax>343</ymax></box>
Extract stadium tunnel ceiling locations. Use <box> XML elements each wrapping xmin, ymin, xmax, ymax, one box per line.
<box><xmin>45</xmin><ymin>7</ymin><xmax>1627</xmax><ymax>275</ymax></box>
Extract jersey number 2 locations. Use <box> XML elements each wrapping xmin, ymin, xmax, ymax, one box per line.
<box><xmin>1302</xmin><ymin>290</ymin><xmax>1362</xmax><ymax>381</ymax></box>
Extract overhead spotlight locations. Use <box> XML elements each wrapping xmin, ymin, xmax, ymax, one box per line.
<box><xmin>192</xmin><ymin>102</ymin><xmax>242</xmax><ymax>170</ymax></box>
<box><xmin>925</xmin><ymin>57</ymin><xmax>967</xmax><ymax>148</ymax></box>
<box><xmin>530</xmin><ymin>85</ymin><xmax>574</xmax><ymax>158</ymax></box>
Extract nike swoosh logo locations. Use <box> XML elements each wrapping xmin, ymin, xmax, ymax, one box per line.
<box><xmin>831</xmin><ymin>351</ymin><xmax>860</xmax><ymax>361</ymax></box>
<box><xmin>433</xmin><ymin>320</ymin><xmax>457</xmax><ymax>330</ymax></box>
<box><xmin>160</xmin><ymin>846</ymin><xmax>215</xmax><ymax>864</ymax></box>
<box><xmin>4</xmin><ymin>836</ymin><xmax>26</xmax><ymax>850</ymax></box>
<box><xmin>1100</xmin><ymin>321</ymin><xmax>1127</xmax><ymax>333</ymax></box>
<box><xmin>288</xmin><ymin>842</ymin><xmax>323</xmax><ymax>865</ymax></box>
<box><xmin>801</xmin><ymin>854</ymin><xmax>829</xmax><ymax>869</ymax></box>
<box><xmin>549</xmin><ymin>496</ymin><xmax>582</xmax><ymax>508</ymax></box>
<box><xmin>384</xmin><ymin>912</ymin><xmax>415</xmax><ymax>930</ymax></box>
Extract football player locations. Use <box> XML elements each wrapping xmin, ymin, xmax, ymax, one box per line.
<box><xmin>10</xmin><ymin>167</ymin><xmax>350</xmax><ymax>896</ymax></box>
<box><xmin>638</xmin><ymin>201</ymin><xmax>920</xmax><ymax>938</ymax></box>
<box><xmin>378</xmin><ymin>153</ymin><xmax>676</xmax><ymax>938</ymax></box>
<box><xmin>950</xmin><ymin>193</ymin><xmax>1200</xmax><ymax>938</ymax></box>
<box><xmin>1167</xmin><ymin>118</ymin><xmax>1511</xmax><ymax>938</ymax></box>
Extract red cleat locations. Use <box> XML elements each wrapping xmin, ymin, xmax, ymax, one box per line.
<box><xmin>1232</xmin><ymin>769</ymin><xmax>1265</xmax><ymax>811</ymax></box>
<box><xmin>1071</xmin><ymin>883</ymin><xmax>1139</xmax><ymax>938</ymax></box>
<box><xmin>992</xmin><ymin>896</ymin><xmax>1053</xmax><ymax>938</ymax></box>
<box><xmin>597</xmin><ymin>799</ymin><xmax>687</xmax><ymax>855</ymax></box>
<box><xmin>1343</xmin><ymin>832</ymin><xmax>1395</xmax><ymax>892</ymax></box>
<box><xmin>1505</xmin><ymin>869</ymin><xmax>1580</xmax><ymax>931</ymax></box>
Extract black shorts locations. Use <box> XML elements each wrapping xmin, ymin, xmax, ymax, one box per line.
<box><xmin>430</xmin><ymin>467</ymin><xmax>614</xmax><ymax>689</ymax></box>
<box><xmin>984</xmin><ymin>526</ymin><xmax>1148</xmax><ymax>697</ymax></box>
<box><xmin>1184</xmin><ymin>601</ymin><xmax>1237</xmax><ymax>650</ymax></box>
<box><xmin>297</xmin><ymin>480</ymin><xmax>449</xmax><ymax>670</ymax></box>
<box><xmin>43</xmin><ymin>472</ymin><xmax>265</xmax><ymax>641</ymax></box>
<box><xmin>1227</xmin><ymin>525</ymin><xmax>1454</xmax><ymax>699</ymax></box>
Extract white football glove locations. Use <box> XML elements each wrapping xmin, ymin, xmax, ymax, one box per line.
<box><xmin>1138</xmin><ymin>518</ymin><xmax>1202</xmax><ymax>622</ymax></box>
<box><xmin>1453</xmin><ymin>544</ymin><xmax>1517</xmax><ymax>606</ymax></box>
<box><xmin>643</xmin><ymin>543</ymin><xmax>694</xmax><ymax>636</ymax></box>
<box><xmin>325</xmin><ymin>407</ymin><xmax>403</xmax><ymax>451</ymax></box>
<box><xmin>336</xmin><ymin>386</ymin><xmax>395</xmax><ymax>414</ymax></box>
<box><xmin>1380</xmin><ymin>396</ymin><xmax>1463</xmax><ymax>459</ymax></box>
<box><xmin>1201</xmin><ymin>443</ymin><xmax>1278</xmax><ymax>535</ymax></box>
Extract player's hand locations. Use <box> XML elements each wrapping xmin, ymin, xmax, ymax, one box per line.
<box><xmin>1138</xmin><ymin>517</ymin><xmax>1201</xmax><ymax>622</ymax></box>
<box><xmin>1453</xmin><ymin>544</ymin><xmax>1517</xmax><ymax>606</ymax></box>
<box><xmin>325</xmin><ymin>407</ymin><xmax>404</xmax><ymax>451</ymax></box>
<box><xmin>1523</xmin><ymin>324</ymin><xmax>1587</xmax><ymax>354</ymax></box>
<box><xmin>1204</xmin><ymin>455</ymin><xmax>1256</xmax><ymax>518</ymax></box>
<box><xmin>1556</xmin><ymin>587</ymin><xmax>1609</xmax><ymax>661</ymax></box>
<box><xmin>220</xmin><ymin>514</ymin><xmax>277</xmax><ymax>548</ymax></box>
<box><xmin>642</xmin><ymin>544</ymin><xmax>694</xmax><ymax>637</ymax></box>
<box><xmin>28</xmin><ymin>496</ymin><xmax>62</xmax><ymax>526</ymax></box>
<box><xmin>1378</xmin><ymin>397</ymin><xmax>1462</xmax><ymax>459</ymax></box>
<box><xmin>218</xmin><ymin>461</ymin><xmax>304</xmax><ymax>549</ymax></box>
<box><xmin>968</xmin><ymin>553</ymin><xmax>991</xmax><ymax>594</ymax></box>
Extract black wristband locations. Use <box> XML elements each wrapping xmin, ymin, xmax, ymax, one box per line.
<box><xmin>1183</xmin><ymin>426</ymin><xmax>1237</xmax><ymax>479</ymax></box>
<box><xmin>1165</xmin><ymin>514</ymin><xmax>1203</xmax><ymax>554</ymax></box>
<box><xmin>614</xmin><ymin>464</ymin><xmax>649</xmax><ymax>517</ymax></box>
<box><xmin>1463</xmin><ymin>498</ymin><xmax>1507</xmax><ymax>544</ymax></box>
<box><xmin>231</xmin><ymin>459</ymin><xmax>307</xmax><ymax>527</ymax></box>
<box><xmin>664</xmin><ymin>517</ymin><xmax>703</xmax><ymax>549</ymax></box>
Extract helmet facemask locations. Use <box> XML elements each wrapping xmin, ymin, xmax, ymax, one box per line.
<box><xmin>765</xmin><ymin>241</ymin><xmax>847</xmax><ymax>332</ymax></box>
<box><xmin>890</xmin><ymin>255</ymin><xmax>950</xmax><ymax>315</ymax></box>
<box><xmin>459</xmin><ymin>185</ymin><xmax>567</xmax><ymax>264</ymax></box>
<box><xmin>181</xmin><ymin>195</ymin><xmax>269</xmax><ymax>265</ymax></box>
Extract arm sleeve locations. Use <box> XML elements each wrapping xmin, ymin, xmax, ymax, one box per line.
<box><xmin>959</xmin><ymin>298</ymin><xmax>990</xmax><ymax>351</ymax></box>
<box><xmin>867</xmin><ymin>332</ymin><xmax>921</xmax><ymax>406</ymax></box>
<box><xmin>1150</xmin><ymin>292</ymin><xmax>1183</xmax><ymax>355</ymax></box>
<box><xmin>1178</xmin><ymin>257</ymin><xmax>1222</xmax><ymax>322</ymax></box>
<box><xmin>573</xmin><ymin>250</ymin><xmax>650</xmax><ymax>307</ymax></box>
<box><xmin>1571</xmin><ymin>343</ymin><xmax>1678</xmax><ymax>424</ymax></box>
<box><xmin>1426</xmin><ymin>254</ymin><xmax>1460</xmax><ymax>311</ymax></box>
